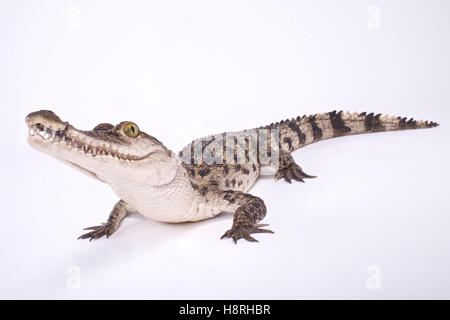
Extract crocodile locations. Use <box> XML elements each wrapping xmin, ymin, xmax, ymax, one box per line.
<box><xmin>25</xmin><ymin>110</ymin><xmax>438</xmax><ymax>243</ymax></box>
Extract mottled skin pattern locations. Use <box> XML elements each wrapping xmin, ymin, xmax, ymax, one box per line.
<box><xmin>179</xmin><ymin>111</ymin><xmax>438</xmax><ymax>242</ymax></box>
<box><xmin>25</xmin><ymin>110</ymin><xmax>438</xmax><ymax>243</ymax></box>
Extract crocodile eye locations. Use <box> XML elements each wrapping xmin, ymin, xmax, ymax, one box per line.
<box><xmin>122</xmin><ymin>122</ymin><xmax>139</xmax><ymax>137</ymax></box>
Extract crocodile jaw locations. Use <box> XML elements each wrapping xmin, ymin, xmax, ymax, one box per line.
<box><xmin>25</xmin><ymin>110</ymin><xmax>178</xmax><ymax>187</ymax></box>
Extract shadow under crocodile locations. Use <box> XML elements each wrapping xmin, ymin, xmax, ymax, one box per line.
<box><xmin>63</xmin><ymin>210</ymin><xmax>235</xmax><ymax>272</ymax></box>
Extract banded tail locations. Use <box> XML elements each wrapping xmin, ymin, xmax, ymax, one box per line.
<box><xmin>266</xmin><ymin>111</ymin><xmax>439</xmax><ymax>153</ymax></box>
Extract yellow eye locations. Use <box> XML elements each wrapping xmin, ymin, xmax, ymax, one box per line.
<box><xmin>122</xmin><ymin>122</ymin><xmax>139</xmax><ymax>137</ymax></box>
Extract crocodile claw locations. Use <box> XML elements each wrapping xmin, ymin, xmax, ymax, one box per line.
<box><xmin>78</xmin><ymin>223</ymin><xmax>114</xmax><ymax>241</ymax></box>
<box><xmin>220</xmin><ymin>224</ymin><xmax>274</xmax><ymax>244</ymax></box>
<box><xmin>275</xmin><ymin>163</ymin><xmax>316</xmax><ymax>183</ymax></box>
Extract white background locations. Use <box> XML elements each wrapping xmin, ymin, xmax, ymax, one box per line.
<box><xmin>1</xmin><ymin>0</ymin><xmax>450</xmax><ymax>299</ymax></box>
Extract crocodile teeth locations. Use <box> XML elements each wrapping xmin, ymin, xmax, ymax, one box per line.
<box><xmin>28</xmin><ymin>124</ymin><xmax>143</xmax><ymax>161</ymax></box>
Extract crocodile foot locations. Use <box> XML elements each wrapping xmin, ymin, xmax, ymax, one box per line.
<box><xmin>78</xmin><ymin>223</ymin><xmax>115</xmax><ymax>241</ymax></box>
<box><xmin>275</xmin><ymin>152</ymin><xmax>316</xmax><ymax>183</ymax></box>
<box><xmin>220</xmin><ymin>224</ymin><xmax>274</xmax><ymax>244</ymax></box>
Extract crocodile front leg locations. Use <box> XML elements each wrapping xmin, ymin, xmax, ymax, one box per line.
<box><xmin>78</xmin><ymin>200</ymin><xmax>131</xmax><ymax>241</ymax></box>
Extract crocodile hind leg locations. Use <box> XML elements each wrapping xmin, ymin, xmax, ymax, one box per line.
<box><xmin>78</xmin><ymin>200</ymin><xmax>131</xmax><ymax>241</ymax></box>
<box><xmin>274</xmin><ymin>151</ymin><xmax>316</xmax><ymax>183</ymax></box>
<box><xmin>219</xmin><ymin>190</ymin><xmax>274</xmax><ymax>243</ymax></box>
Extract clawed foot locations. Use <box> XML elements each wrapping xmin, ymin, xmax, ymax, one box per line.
<box><xmin>275</xmin><ymin>152</ymin><xmax>316</xmax><ymax>183</ymax></box>
<box><xmin>78</xmin><ymin>222</ymin><xmax>115</xmax><ymax>241</ymax></box>
<box><xmin>275</xmin><ymin>163</ymin><xmax>316</xmax><ymax>183</ymax></box>
<box><xmin>220</xmin><ymin>224</ymin><xmax>274</xmax><ymax>244</ymax></box>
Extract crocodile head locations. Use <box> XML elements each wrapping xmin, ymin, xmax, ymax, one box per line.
<box><xmin>25</xmin><ymin>110</ymin><xmax>178</xmax><ymax>187</ymax></box>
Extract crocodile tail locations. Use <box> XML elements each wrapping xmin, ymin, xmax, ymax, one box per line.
<box><xmin>265</xmin><ymin>111</ymin><xmax>439</xmax><ymax>153</ymax></box>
